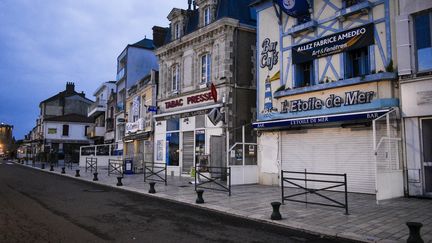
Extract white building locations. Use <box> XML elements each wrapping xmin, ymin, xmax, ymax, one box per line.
<box><xmin>396</xmin><ymin>0</ymin><xmax>432</xmax><ymax>197</ymax></box>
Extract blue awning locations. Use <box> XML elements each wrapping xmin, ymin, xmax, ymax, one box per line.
<box><xmin>253</xmin><ymin>109</ymin><xmax>391</xmax><ymax>129</ymax></box>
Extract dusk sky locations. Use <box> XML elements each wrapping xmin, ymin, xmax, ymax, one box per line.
<box><xmin>0</xmin><ymin>0</ymin><xmax>187</xmax><ymax>139</ymax></box>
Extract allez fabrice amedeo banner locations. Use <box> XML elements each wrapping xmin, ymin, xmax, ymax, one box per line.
<box><xmin>292</xmin><ymin>23</ymin><xmax>374</xmax><ymax>64</ymax></box>
<box><xmin>276</xmin><ymin>0</ymin><xmax>310</xmax><ymax>17</ymax></box>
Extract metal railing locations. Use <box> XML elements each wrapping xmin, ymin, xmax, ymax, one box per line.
<box><xmin>194</xmin><ymin>164</ymin><xmax>231</xmax><ymax>196</ymax></box>
<box><xmin>281</xmin><ymin>170</ymin><xmax>348</xmax><ymax>214</ymax></box>
<box><xmin>143</xmin><ymin>161</ymin><xmax>167</xmax><ymax>185</ymax></box>
<box><xmin>85</xmin><ymin>157</ymin><xmax>97</xmax><ymax>173</ymax></box>
<box><xmin>108</xmin><ymin>159</ymin><xmax>123</xmax><ymax>176</ymax></box>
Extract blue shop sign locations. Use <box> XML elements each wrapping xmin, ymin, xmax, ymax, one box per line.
<box><xmin>276</xmin><ymin>0</ymin><xmax>310</xmax><ymax>17</ymax></box>
<box><xmin>253</xmin><ymin>109</ymin><xmax>389</xmax><ymax>129</ymax></box>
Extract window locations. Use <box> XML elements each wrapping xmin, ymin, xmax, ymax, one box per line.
<box><xmin>295</xmin><ymin>61</ymin><xmax>313</xmax><ymax>88</ymax></box>
<box><xmin>172</xmin><ymin>65</ymin><xmax>180</xmax><ymax>91</ymax></box>
<box><xmin>62</xmin><ymin>125</ymin><xmax>69</xmax><ymax>136</ymax></box>
<box><xmin>204</xmin><ymin>7</ymin><xmax>211</xmax><ymax>26</ymax></box>
<box><xmin>414</xmin><ymin>12</ymin><xmax>432</xmax><ymax>72</ymax></box>
<box><xmin>201</xmin><ymin>54</ymin><xmax>211</xmax><ymax>84</ymax></box>
<box><xmin>346</xmin><ymin>47</ymin><xmax>370</xmax><ymax>78</ymax></box>
<box><xmin>174</xmin><ymin>22</ymin><xmax>180</xmax><ymax>39</ymax></box>
<box><xmin>167</xmin><ymin>118</ymin><xmax>180</xmax><ymax>131</ymax></box>
<box><xmin>166</xmin><ymin>132</ymin><xmax>179</xmax><ymax>166</ymax></box>
<box><xmin>344</xmin><ymin>0</ymin><xmax>364</xmax><ymax>7</ymax></box>
<box><xmin>84</xmin><ymin>126</ymin><xmax>89</xmax><ymax>136</ymax></box>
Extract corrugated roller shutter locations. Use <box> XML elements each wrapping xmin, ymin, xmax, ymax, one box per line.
<box><xmin>396</xmin><ymin>15</ymin><xmax>412</xmax><ymax>75</ymax></box>
<box><xmin>182</xmin><ymin>131</ymin><xmax>194</xmax><ymax>173</ymax></box>
<box><xmin>281</xmin><ymin>127</ymin><xmax>376</xmax><ymax>194</ymax></box>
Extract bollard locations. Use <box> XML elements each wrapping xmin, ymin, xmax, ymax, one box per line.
<box><xmin>116</xmin><ymin>177</ymin><xmax>123</xmax><ymax>186</ymax></box>
<box><xmin>75</xmin><ymin>169</ymin><xmax>80</xmax><ymax>177</ymax></box>
<box><xmin>196</xmin><ymin>190</ymin><xmax>204</xmax><ymax>204</ymax></box>
<box><xmin>50</xmin><ymin>165</ymin><xmax>54</xmax><ymax>171</ymax></box>
<box><xmin>148</xmin><ymin>182</ymin><xmax>156</xmax><ymax>194</ymax></box>
<box><xmin>93</xmin><ymin>172</ymin><xmax>98</xmax><ymax>181</ymax></box>
<box><xmin>41</xmin><ymin>163</ymin><xmax>45</xmax><ymax>169</ymax></box>
<box><xmin>270</xmin><ymin>202</ymin><xmax>282</xmax><ymax>220</ymax></box>
<box><xmin>61</xmin><ymin>167</ymin><xmax>66</xmax><ymax>174</ymax></box>
<box><xmin>406</xmin><ymin>222</ymin><xmax>424</xmax><ymax>243</ymax></box>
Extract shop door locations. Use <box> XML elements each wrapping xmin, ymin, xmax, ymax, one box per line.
<box><xmin>182</xmin><ymin>131</ymin><xmax>194</xmax><ymax>174</ymax></box>
<box><xmin>421</xmin><ymin>119</ymin><xmax>432</xmax><ymax>195</ymax></box>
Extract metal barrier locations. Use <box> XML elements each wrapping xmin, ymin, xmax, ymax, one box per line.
<box><xmin>108</xmin><ymin>159</ymin><xmax>123</xmax><ymax>176</ymax></box>
<box><xmin>281</xmin><ymin>170</ymin><xmax>348</xmax><ymax>214</ymax></box>
<box><xmin>194</xmin><ymin>164</ymin><xmax>231</xmax><ymax>196</ymax></box>
<box><xmin>85</xmin><ymin>157</ymin><xmax>97</xmax><ymax>173</ymax></box>
<box><xmin>143</xmin><ymin>162</ymin><xmax>167</xmax><ymax>185</ymax></box>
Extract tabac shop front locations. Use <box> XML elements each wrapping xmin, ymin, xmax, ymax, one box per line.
<box><xmin>253</xmin><ymin>0</ymin><xmax>403</xmax><ymax>200</ymax></box>
<box><xmin>154</xmin><ymin>88</ymin><xmax>225</xmax><ymax>176</ymax></box>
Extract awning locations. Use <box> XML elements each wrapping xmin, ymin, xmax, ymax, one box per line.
<box><xmin>253</xmin><ymin>109</ymin><xmax>391</xmax><ymax>129</ymax></box>
<box><xmin>154</xmin><ymin>103</ymin><xmax>223</xmax><ymax>121</ymax></box>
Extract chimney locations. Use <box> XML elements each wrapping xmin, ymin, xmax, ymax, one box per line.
<box><xmin>188</xmin><ymin>0</ymin><xmax>192</xmax><ymax>10</ymax></box>
<box><xmin>66</xmin><ymin>82</ymin><xmax>75</xmax><ymax>94</ymax></box>
<box><xmin>152</xmin><ymin>26</ymin><xmax>167</xmax><ymax>48</ymax></box>
<box><xmin>193</xmin><ymin>0</ymin><xmax>196</xmax><ymax>10</ymax></box>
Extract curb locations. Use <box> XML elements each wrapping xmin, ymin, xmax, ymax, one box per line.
<box><xmin>16</xmin><ymin>162</ymin><xmax>383</xmax><ymax>243</ymax></box>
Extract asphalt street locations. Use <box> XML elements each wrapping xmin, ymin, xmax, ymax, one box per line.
<box><xmin>0</xmin><ymin>160</ymin><xmax>346</xmax><ymax>243</ymax></box>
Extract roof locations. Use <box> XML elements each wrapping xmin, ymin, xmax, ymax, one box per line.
<box><xmin>40</xmin><ymin>89</ymin><xmax>92</xmax><ymax>105</ymax></box>
<box><xmin>163</xmin><ymin>0</ymin><xmax>257</xmax><ymax>45</ymax></box>
<box><xmin>131</xmin><ymin>38</ymin><xmax>155</xmax><ymax>50</ymax></box>
<box><xmin>44</xmin><ymin>114</ymin><xmax>94</xmax><ymax>123</ymax></box>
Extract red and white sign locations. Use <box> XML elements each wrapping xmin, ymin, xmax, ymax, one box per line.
<box><xmin>163</xmin><ymin>89</ymin><xmax>219</xmax><ymax>110</ymax></box>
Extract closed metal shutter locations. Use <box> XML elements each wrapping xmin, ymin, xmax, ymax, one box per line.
<box><xmin>281</xmin><ymin>127</ymin><xmax>375</xmax><ymax>194</ymax></box>
<box><xmin>182</xmin><ymin>131</ymin><xmax>194</xmax><ymax>173</ymax></box>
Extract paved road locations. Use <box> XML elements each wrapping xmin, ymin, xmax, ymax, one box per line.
<box><xmin>0</xmin><ymin>161</ymin><xmax>346</xmax><ymax>243</ymax></box>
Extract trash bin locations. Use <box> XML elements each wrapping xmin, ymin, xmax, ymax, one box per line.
<box><xmin>124</xmin><ymin>159</ymin><xmax>133</xmax><ymax>175</ymax></box>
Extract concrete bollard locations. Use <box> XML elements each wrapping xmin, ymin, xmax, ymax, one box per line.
<box><xmin>93</xmin><ymin>172</ymin><xmax>98</xmax><ymax>181</ymax></box>
<box><xmin>75</xmin><ymin>169</ymin><xmax>80</xmax><ymax>177</ymax></box>
<box><xmin>148</xmin><ymin>182</ymin><xmax>156</xmax><ymax>194</ymax></box>
<box><xmin>196</xmin><ymin>190</ymin><xmax>204</xmax><ymax>204</ymax></box>
<box><xmin>270</xmin><ymin>202</ymin><xmax>282</xmax><ymax>220</ymax></box>
<box><xmin>406</xmin><ymin>222</ymin><xmax>424</xmax><ymax>243</ymax></box>
<box><xmin>50</xmin><ymin>165</ymin><xmax>54</xmax><ymax>171</ymax></box>
<box><xmin>61</xmin><ymin>167</ymin><xmax>65</xmax><ymax>174</ymax></box>
<box><xmin>41</xmin><ymin>163</ymin><xmax>45</xmax><ymax>169</ymax></box>
<box><xmin>116</xmin><ymin>177</ymin><xmax>123</xmax><ymax>186</ymax></box>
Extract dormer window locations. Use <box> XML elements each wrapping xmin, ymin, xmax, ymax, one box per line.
<box><xmin>172</xmin><ymin>65</ymin><xmax>180</xmax><ymax>91</ymax></box>
<box><xmin>204</xmin><ymin>7</ymin><xmax>211</xmax><ymax>26</ymax></box>
<box><xmin>174</xmin><ymin>22</ymin><xmax>181</xmax><ymax>39</ymax></box>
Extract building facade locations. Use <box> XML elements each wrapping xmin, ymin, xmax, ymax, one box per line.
<box><xmin>396</xmin><ymin>0</ymin><xmax>432</xmax><ymax>197</ymax></box>
<box><xmin>154</xmin><ymin>0</ymin><xmax>257</xmax><ymax>181</ymax></box>
<box><xmin>0</xmin><ymin>123</ymin><xmax>14</xmax><ymax>157</ymax></box>
<box><xmin>87</xmin><ymin>81</ymin><xmax>116</xmax><ymax>144</ymax></box>
<box><xmin>123</xmin><ymin>69</ymin><xmax>158</xmax><ymax>167</ymax></box>
<box><xmin>115</xmin><ymin>38</ymin><xmax>159</xmax><ymax>155</ymax></box>
<box><xmin>253</xmin><ymin>0</ymin><xmax>403</xmax><ymax>200</ymax></box>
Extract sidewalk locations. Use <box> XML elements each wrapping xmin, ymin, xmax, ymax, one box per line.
<box><xmin>18</xmin><ymin>161</ymin><xmax>432</xmax><ymax>242</ymax></box>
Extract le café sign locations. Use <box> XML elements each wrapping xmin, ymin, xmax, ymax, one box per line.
<box><xmin>164</xmin><ymin>90</ymin><xmax>215</xmax><ymax>110</ymax></box>
<box><xmin>280</xmin><ymin>90</ymin><xmax>375</xmax><ymax>113</ymax></box>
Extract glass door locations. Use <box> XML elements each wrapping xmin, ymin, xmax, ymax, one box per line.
<box><xmin>421</xmin><ymin>118</ymin><xmax>432</xmax><ymax>195</ymax></box>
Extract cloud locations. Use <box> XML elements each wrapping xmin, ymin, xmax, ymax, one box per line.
<box><xmin>0</xmin><ymin>0</ymin><xmax>186</xmax><ymax>138</ymax></box>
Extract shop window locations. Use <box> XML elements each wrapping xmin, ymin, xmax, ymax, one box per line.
<box><xmin>201</xmin><ymin>54</ymin><xmax>211</xmax><ymax>84</ymax></box>
<box><xmin>196</xmin><ymin>115</ymin><xmax>205</xmax><ymax>128</ymax></box>
<box><xmin>84</xmin><ymin>126</ymin><xmax>89</xmax><ymax>136</ymax></box>
<box><xmin>62</xmin><ymin>125</ymin><xmax>69</xmax><ymax>136</ymax></box>
<box><xmin>166</xmin><ymin>133</ymin><xmax>179</xmax><ymax>166</ymax></box>
<box><xmin>167</xmin><ymin>118</ymin><xmax>179</xmax><ymax>131</ymax></box>
<box><xmin>294</xmin><ymin>61</ymin><xmax>313</xmax><ymax>88</ymax></box>
<box><xmin>414</xmin><ymin>12</ymin><xmax>432</xmax><ymax>72</ymax></box>
<box><xmin>195</xmin><ymin>130</ymin><xmax>205</xmax><ymax>164</ymax></box>
<box><xmin>172</xmin><ymin>65</ymin><xmax>180</xmax><ymax>91</ymax></box>
<box><xmin>204</xmin><ymin>7</ymin><xmax>211</xmax><ymax>26</ymax></box>
<box><xmin>346</xmin><ymin>47</ymin><xmax>370</xmax><ymax>78</ymax></box>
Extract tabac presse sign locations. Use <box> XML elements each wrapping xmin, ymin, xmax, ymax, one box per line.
<box><xmin>292</xmin><ymin>23</ymin><xmax>374</xmax><ymax>64</ymax></box>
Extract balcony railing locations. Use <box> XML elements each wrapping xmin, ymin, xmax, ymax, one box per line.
<box><xmin>88</xmin><ymin>99</ymin><xmax>107</xmax><ymax>117</ymax></box>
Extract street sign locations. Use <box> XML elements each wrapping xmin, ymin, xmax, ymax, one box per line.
<box><xmin>207</xmin><ymin>107</ymin><xmax>223</xmax><ymax>126</ymax></box>
<box><xmin>147</xmin><ymin>106</ymin><xmax>158</xmax><ymax>112</ymax></box>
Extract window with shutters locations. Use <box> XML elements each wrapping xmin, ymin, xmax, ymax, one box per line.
<box><xmin>294</xmin><ymin>61</ymin><xmax>313</xmax><ymax>88</ymax></box>
<box><xmin>346</xmin><ymin>47</ymin><xmax>370</xmax><ymax>78</ymax></box>
<box><xmin>172</xmin><ymin>65</ymin><xmax>180</xmax><ymax>91</ymax></box>
<box><xmin>201</xmin><ymin>54</ymin><xmax>211</xmax><ymax>84</ymax></box>
<box><xmin>414</xmin><ymin>11</ymin><xmax>432</xmax><ymax>72</ymax></box>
